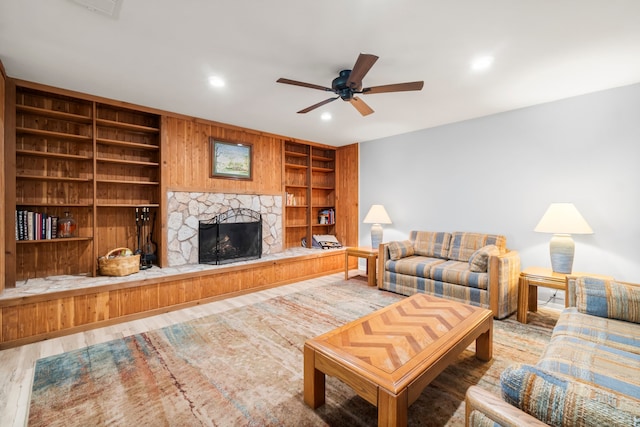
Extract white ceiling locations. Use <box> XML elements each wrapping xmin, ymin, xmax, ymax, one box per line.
<box><xmin>1</xmin><ymin>1</ymin><xmax>640</xmax><ymax>147</ymax></box>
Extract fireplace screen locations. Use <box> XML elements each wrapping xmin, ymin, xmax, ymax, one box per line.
<box><xmin>198</xmin><ymin>208</ymin><xmax>262</xmax><ymax>265</ymax></box>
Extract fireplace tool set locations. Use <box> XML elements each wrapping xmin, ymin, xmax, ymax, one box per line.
<box><xmin>135</xmin><ymin>207</ymin><xmax>157</xmax><ymax>269</ymax></box>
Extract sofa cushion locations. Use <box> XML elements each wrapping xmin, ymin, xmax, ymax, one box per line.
<box><xmin>501</xmin><ymin>364</ymin><xmax>640</xmax><ymax>427</ymax></box>
<box><xmin>385</xmin><ymin>256</ymin><xmax>445</xmax><ymax>278</ymax></box>
<box><xmin>468</xmin><ymin>244</ymin><xmax>501</xmax><ymax>273</ymax></box>
<box><xmin>410</xmin><ymin>231</ymin><xmax>451</xmax><ymax>258</ymax></box>
<box><xmin>576</xmin><ymin>277</ymin><xmax>640</xmax><ymax>324</ymax></box>
<box><xmin>552</xmin><ymin>308</ymin><xmax>640</xmax><ymax>355</ymax></box>
<box><xmin>537</xmin><ymin>333</ymin><xmax>640</xmax><ymax>400</ymax></box>
<box><xmin>430</xmin><ymin>260</ymin><xmax>490</xmax><ymax>290</ymax></box>
<box><xmin>387</xmin><ymin>240</ymin><xmax>415</xmax><ymax>261</ymax></box>
<box><xmin>447</xmin><ymin>232</ymin><xmax>506</xmax><ymax>262</ymax></box>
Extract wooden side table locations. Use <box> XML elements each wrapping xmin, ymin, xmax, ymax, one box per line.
<box><xmin>345</xmin><ymin>246</ymin><xmax>378</xmax><ymax>287</ymax></box>
<box><xmin>517</xmin><ymin>267</ymin><xmax>612</xmax><ymax>323</ymax></box>
<box><xmin>517</xmin><ymin>267</ymin><xmax>568</xmax><ymax>323</ymax></box>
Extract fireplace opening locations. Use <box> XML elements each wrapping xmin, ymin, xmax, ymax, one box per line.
<box><xmin>198</xmin><ymin>208</ymin><xmax>262</xmax><ymax>265</ymax></box>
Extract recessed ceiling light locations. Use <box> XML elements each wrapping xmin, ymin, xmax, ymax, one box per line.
<box><xmin>208</xmin><ymin>76</ymin><xmax>225</xmax><ymax>88</ymax></box>
<box><xmin>320</xmin><ymin>112</ymin><xmax>332</xmax><ymax>121</ymax></box>
<box><xmin>471</xmin><ymin>56</ymin><xmax>494</xmax><ymax>72</ymax></box>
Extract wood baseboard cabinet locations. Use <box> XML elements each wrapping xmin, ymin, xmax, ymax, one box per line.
<box><xmin>7</xmin><ymin>82</ymin><xmax>162</xmax><ymax>284</ymax></box>
<box><xmin>0</xmin><ymin>250</ymin><xmax>346</xmax><ymax>349</ymax></box>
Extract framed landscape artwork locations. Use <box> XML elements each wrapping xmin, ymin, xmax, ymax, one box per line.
<box><xmin>210</xmin><ymin>139</ymin><xmax>253</xmax><ymax>180</ymax></box>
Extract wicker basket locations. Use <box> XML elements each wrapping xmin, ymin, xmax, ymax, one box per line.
<box><xmin>98</xmin><ymin>247</ymin><xmax>140</xmax><ymax>276</ymax></box>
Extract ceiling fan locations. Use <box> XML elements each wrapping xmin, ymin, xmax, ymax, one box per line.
<box><xmin>276</xmin><ymin>53</ymin><xmax>424</xmax><ymax>116</ymax></box>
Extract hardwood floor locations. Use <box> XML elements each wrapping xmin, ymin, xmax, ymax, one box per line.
<box><xmin>0</xmin><ymin>272</ymin><xmax>344</xmax><ymax>427</ymax></box>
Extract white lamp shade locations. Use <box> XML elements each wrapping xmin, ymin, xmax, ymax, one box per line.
<box><xmin>534</xmin><ymin>203</ymin><xmax>593</xmax><ymax>235</ymax></box>
<box><xmin>363</xmin><ymin>205</ymin><xmax>392</xmax><ymax>224</ymax></box>
<box><xmin>534</xmin><ymin>203</ymin><xmax>593</xmax><ymax>274</ymax></box>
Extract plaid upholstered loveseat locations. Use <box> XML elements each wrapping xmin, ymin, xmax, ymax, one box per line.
<box><xmin>466</xmin><ymin>276</ymin><xmax>640</xmax><ymax>426</ymax></box>
<box><xmin>377</xmin><ymin>231</ymin><xmax>520</xmax><ymax>319</ymax></box>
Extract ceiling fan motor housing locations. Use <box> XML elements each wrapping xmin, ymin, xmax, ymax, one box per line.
<box><xmin>332</xmin><ymin>70</ymin><xmax>359</xmax><ymax>100</ymax></box>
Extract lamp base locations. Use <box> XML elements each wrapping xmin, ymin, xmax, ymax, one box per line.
<box><xmin>549</xmin><ymin>234</ymin><xmax>574</xmax><ymax>274</ymax></box>
<box><xmin>370</xmin><ymin>224</ymin><xmax>383</xmax><ymax>249</ymax></box>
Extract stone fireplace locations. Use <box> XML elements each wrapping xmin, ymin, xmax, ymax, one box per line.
<box><xmin>198</xmin><ymin>208</ymin><xmax>262</xmax><ymax>265</ymax></box>
<box><xmin>167</xmin><ymin>192</ymin><xmax>282</xmax><ymax>266</ymax></box>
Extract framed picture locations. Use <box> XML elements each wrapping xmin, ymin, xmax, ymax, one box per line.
<box><xmin>210</xmin><ymin>138</ymin><xmax>253</xmax><ymax>180</ymax></box>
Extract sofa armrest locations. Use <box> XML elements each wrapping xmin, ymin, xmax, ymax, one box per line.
<box><xmin>378</xmin><ymin>242</ymin><xmax>390</xmax><ymax>289</ymax></box>
<box><xmin>465</xmin><ymin>385</ymin><xmax>548</xmax><ymax>427</ymax></box>
<box><xmin>488</xmin><ymin>250</ymin><xmax>520</xmax><ymax>319</ymax></box>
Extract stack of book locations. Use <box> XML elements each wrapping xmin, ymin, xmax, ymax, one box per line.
<box><xmin>286</xmin><ymin>192</ymin><xmax>300</xmax><ymax>206</ymax></box>
<box><xmin>317</xmin><ymin>208</ymin><xmax>335</xmax><ymax>225</ymax></box>
<box><xmin>15</xmin><ymin>210</ymin><xmax>59</xmax><ymax>240</ymax></box>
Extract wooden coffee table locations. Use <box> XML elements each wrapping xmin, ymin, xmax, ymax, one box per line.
<box><xmin>304</xmin><ymin>293</ymin><xmax>493</xmax><ymax>427</ymax></box>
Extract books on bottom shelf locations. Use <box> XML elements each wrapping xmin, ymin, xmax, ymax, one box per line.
<box><xmin>15</xmin><ymin>210</ymin><xmax>59</xmax><ymax>240</ymax></box>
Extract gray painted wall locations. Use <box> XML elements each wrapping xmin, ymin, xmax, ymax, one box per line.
<box><xmin>359</xmin><ymin>83</ymin><xmax>640</xmax><ymax>282</ymax></box>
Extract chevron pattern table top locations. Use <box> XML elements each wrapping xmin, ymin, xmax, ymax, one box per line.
<box><xmin>306</xmin><ymin>292</ymin><xmax>493</xmax><ymax>395</ymax></box>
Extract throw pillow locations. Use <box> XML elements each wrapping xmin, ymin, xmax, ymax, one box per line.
<box><xmin>468</xmin><ymin>245</ymin><xmax>501</xmax><ymax>272</ymax></box>
<box><xmin>410</xmin><ymin>231</ymin><xmax>451</xmax><ymax>258</ymax></box>
<box><xmin>387</xmin><ymin>240</ymin><xmax>415</xmax><ymax>261</ymax></box>
<box><xmin>576</xmin><ymin>277</ymin><xmax>640</xmax><ymax>324</ymax></box>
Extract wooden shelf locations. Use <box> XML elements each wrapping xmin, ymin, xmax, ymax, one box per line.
<box><xmin>16</xmin><ymin>127</ymin><xmax>92</xmax><ymax>142</ymax></box>
<box><xmin>97</xmin><ymin>203</ymin><xmax>160</xmax><ymax>208</ymax></box>
<box><xmin>96</xmin><ymin>137</ymin><xmax>159</xmax><ymax>150</ymax></box>
<box><xmin>96</xmin><ymin>118</ymin><xmax>159</xmax><ymax>133</ymax></box>
<box><xmin>17</xmin><ymin>237</ymin><xmax>93</xmax><ymax>244</ymax></box>
<box><xmin>16</xmin><ymin>203</ymin><xmax>93</xmax><ymax>208</ymax></box>
<box><xmin>16</xmin><ymin>104</ymin><xmax>93</xmax><ymax>123</ymax></box>
<box><xmin>7</xmin><ymin>84</ymin><xmax>163</xmax><ymax>285</ymax></box>
<box><xmin>283</xmin><ymin>141</ymin><xmax>335</xmax><ymax>249</ymax></box>
<box><xmin>285</xmin><ymin>150</ymin><xmax>308</xmax><ymax>158</ymax></box>
<box><xmin>96</xmin><ymin>179</ymin><xmax>159</xmax><ymax>185</ymax></box>
<box><xmin>17</xmin><ymin>149</ymin><xmax>92</xmax><ymax>161</ymax></box>
<box><xmin>312</xmin><ymin>155</ymin><xmax>334</xmax><ymax>162</ymax></box>
<box><xmin>97</xmin><ymin>157</ymin><xmax>159</xmax><ymax>167</ymax></box>
<box><xmin>17</xmin><ymin>175</ymin><xmax>91</xmax><ymax>182</ymax></box>
<box><xmin>285</xmin><ymin>163</ymin><xmax>308</xmax><ymax>170</ymax></box>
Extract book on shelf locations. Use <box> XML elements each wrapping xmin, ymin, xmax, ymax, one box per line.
<box><xmin>317</xmin><ymin>208</ymin><xmax>335</xmax><ymax>225</ymax></box>
<box><xmin>15</xmin><ymin>210</ymin><xmax>60</xmax><ymax>241</ymax></box>
<box><xmin>286</xmin><ymin>192</ymin><xmax>298</xmax><ymax>206</ymax></box>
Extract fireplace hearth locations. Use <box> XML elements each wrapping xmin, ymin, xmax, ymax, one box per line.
<box><xmin>198</xmin><ymin>208</ymin><xmax>262</xmax><ymax>265</ymax></box>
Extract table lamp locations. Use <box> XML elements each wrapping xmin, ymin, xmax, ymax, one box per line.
<box><xmin>534</xmin><ymin>203</ymin><xmax>593</xmax><ymax>274</ymax></box>
<box><xmin>363</xmin><ymin>204</ymin><xmax>392</xmax><ymax>249</ymax></box>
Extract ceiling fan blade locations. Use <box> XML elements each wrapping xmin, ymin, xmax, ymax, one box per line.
<box><xmin>362</xmin><ymin>81</ymin><xmax>424</xmax><ymax>94</ymax></box>
<box><xmin>346</xmin><ymin>53</ymin><xmax>379</xmax><ymax>89</ymax></box>
<box><xmin>349</xmin><ymin>97</ymin><xmax>374</xmax><ymax>116</ymax></box>
<box><xmin>297</xmin><ymin>96</ymin><xmax>339</xmax><ymax>114</ymax></box>
<box><xmin>277</xmin><ymin>78</ymin><xmax>333</xmax><ymax>92</ymax></box>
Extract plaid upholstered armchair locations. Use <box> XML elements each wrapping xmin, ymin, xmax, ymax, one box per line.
<box><xmin>465</xmin><ymin>276</ymin><xmax>640</xmax><ymax>427</ymax></box>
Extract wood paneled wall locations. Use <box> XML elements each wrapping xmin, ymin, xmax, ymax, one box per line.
<box><xmin>164</xmin><ymin>116</ymin><xmax>285</xmax><ymax>195</ymax></box>
<box><xmin>336</xmin><ymin>143</ymin><xmax>359</xmax><ymax>247</ymax></box>
<box><xmin>0</xmin><ymin>61</ymin><xmax>5</xmax><ymax>293</ymax></box>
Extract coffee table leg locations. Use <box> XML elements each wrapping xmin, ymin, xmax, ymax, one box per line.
<box><xmin>475</xmin><ymin>324</ymin><xmax>493</xmax><ymax>362</ymax></box>
<box><xmin>304</xmin><ymin>344</ymin><xmax>325</xmax><ymax>408</ymax></box>
<box><xmin>378</xmin><ymin>387</ymin><xmax>408</xmax><ymax>427</ymax></box>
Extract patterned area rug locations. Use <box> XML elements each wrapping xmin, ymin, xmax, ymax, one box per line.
<box><xmin>29</xmin><ymin>280</ymin><xmax>558</xmax><ymax>426</ymax></box>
